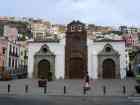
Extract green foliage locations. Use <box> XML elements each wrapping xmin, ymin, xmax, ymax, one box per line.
<box><xmin>8</xmin><ymin>21</ymin><xmax>31</xmax><ymax>40</ymax></box>
<box><xmin>111</xmin><ymin>31</ymin><xmax>123</xmax><ymax>35</ymax></box>
<box><xmin>129</xmin><ymin>50</ymin><xmax>136</xmax><ymax>62</ymax></box>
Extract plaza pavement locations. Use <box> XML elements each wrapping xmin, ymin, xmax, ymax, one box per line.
<box><xmin>0</xmin><ymin>78</ymin><xmax>139</xmax><ymax>96</ymax></box>
<box><xmin>0</xmin><ymin>95</ymin><xmax>140</xmax><ymax>105</ymax></box>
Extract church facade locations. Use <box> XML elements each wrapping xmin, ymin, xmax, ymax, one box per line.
<box><xmin>28</xmin><ymin>21</ymin><xmax>128</xmax><ymax>80</ymax></box>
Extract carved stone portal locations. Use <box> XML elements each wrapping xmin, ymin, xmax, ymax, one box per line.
<box><xmin>98</xmin><ymin>43</ymin><xmax>120</xmax><ymax>79</ymax></box>
<box><xmin>33</xmin><ymin>44</ymin><xmax>55</xmax><ymax>80</ymax></box>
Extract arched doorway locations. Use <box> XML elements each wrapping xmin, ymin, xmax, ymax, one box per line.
<box><xmin>38</xmin><ymin>59</ymin><xmax>52</xmax><ymax>80</ymax></box>
<box><xmin>103</xmin><ymin>59</ymin><xmax>115</xmax><ymax>79</ymax></box>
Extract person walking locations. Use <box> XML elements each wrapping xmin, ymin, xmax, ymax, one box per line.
<box><xmin>84</xmin><ymin>72</ymin><xmax>90</xmax><ymax>90</ymax></box>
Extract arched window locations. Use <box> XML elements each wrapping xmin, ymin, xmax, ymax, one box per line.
<box><xmin>9</xmin><ymin>57</ymin><xmax>11</xmax><ymax>67</ymax></box>
<box><xmin>12</xmin><ymin>59</ymin><xmax>14</xmax><ymax>68</ymax></box>
<box><xmin>13</xmin><ymin>46</ymin><xmax>15</xmax><ymax>55</ymax></box>
<box><xmin>9</xmin><ymin>45</ymin><xmax>12</xmax><ymax>54</ymax></box>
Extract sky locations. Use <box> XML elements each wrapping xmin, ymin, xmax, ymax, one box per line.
<box><xmin>0</xmin><ymin>0</ymin><xmax>140</xmax><ymax>26</ymax></box>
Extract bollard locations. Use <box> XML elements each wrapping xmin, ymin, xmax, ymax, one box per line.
<box><xmin>44</xmin><ymin>86</ymin><xmax>47</xmax><ymax>94</ymax></box>
<box><xmin>64</xmin><ymin>86</ymin><xmax>66</xmax><ymax>94</ymax></box>
<box><xmin>25</xmin><ymin>85</ymin><xmax>29</xmax><ymax>93</ymax></box>
<box><xmin>103</xmin><ymin>86</ymin><xmax>106</xmax><ymax>95</ymax></box>
<box><xmin>123</xmin><ymin>85</ymin><xmax>126</xmax><ymax>95</ymax></box>
<box><xmin>8</xmin><ymin>84</ymin><xmax>10</xmax><ymax>93</ymax></box>
<box><xmin>83</xmin><ymin>87</ymin><xmax>86</xmax><ymax>95</ymax></box>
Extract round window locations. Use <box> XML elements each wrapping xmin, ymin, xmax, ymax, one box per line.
<box><xmin>43</xmin><ymin>48</ymin><xmax>47</xmax><ymax>52</ymax></box>
<box><xmin>105</xmin><ymin>47</ymin><xmax>111</xmax><ymax>52</ymax></box>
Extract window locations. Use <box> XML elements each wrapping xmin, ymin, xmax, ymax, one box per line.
<box><xmin>16</xmin><ymin>48</ymin><xmax>18</xmax><ymax>55</ymax></box>
<box><xmin>15</xmin><ymin>59</ymin><xmax>17</xmax><ymax>69</ymax></box>
<box><xmin>13</xmin><ymin>46</ymin><xmax>15</xmax><ymax>54</ymax></box>
<box><xmin>71</xmin><ymin>26</ymin><xmax>75</xmax><ymax>31</ymax></box>
<box><xmin>78</xmin><ymin>25</ymin><xmax>82</xmax><ymax>31</ymax></box>
<box><xmin>138</xmin><ymin>36</ymin><xmax>140</xmax><ymax>42</ymax></box>
<box><xmin>10</xmin><ymin>45</ymin><xmax>12</xmax><ymax>52</ymax></box>
<box><xmin>9</xmin><ymin>57</ymin><xmax>11</xmax><ymax>67</ymax></box>
<box><xmin>3</xmin><ymin>48</ymin><xmax>5</xmax><ymax>54</ymax></box>
<box><xmin>43</xmin><ymin>48</ymin><xmax>47</xmax><ymax>52</ymax></box>
<box><xmin>105</xmin><ymin>47</ymin><xmax>111</xmax><ymax>52</ymax></box>
<box><xmin>21</xmin><ymin>51</ymin><xmax>23</xmax><ymax>56</ymax></box>
<box><xmin>12</xmin><ymin>59</ymin><xmax>14</xmax><ymax>68</ymax></box>
<box><xmin>24</xmin><ymin>50</ymin><xmax>27</xmax><ymax>56</ymax></box>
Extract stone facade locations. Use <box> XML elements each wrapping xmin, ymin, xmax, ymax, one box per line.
<box><xmin>98</xmin><ymin>43</ymin><xmax>120</xmax><ymax>78</ymax></box>
<box><xmin>33</xmin><ymin>44</ymin><xmax>55</xmax><ymax>80</ymax></box>
<box><xmin>65</xmin><ymin>21</ymin><xmax>87</xmax><ymax>79</ymax></box>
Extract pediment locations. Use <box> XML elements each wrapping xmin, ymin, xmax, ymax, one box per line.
<box><xmin>35</xmin><ymin>44</ymin><xmax>55</xmax><ymax>56</ymax></box>
<box><xmin>98</xmin><ymin>43</ymin><xmax>120</xmax><ymax>56</ymax></box>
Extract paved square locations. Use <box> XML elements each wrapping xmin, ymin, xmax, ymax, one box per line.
<box><xmin>0</xmin><ymin>78</ymin><xmax>138</xmax><ymax>96</ymax></box>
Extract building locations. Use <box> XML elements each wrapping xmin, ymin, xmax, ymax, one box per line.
<box><xmin>119</xmin><ymin>26</ymin><xmax>128</xmax><ymax>33</ymax></box>
<box><xmin>0</xmin><ymin>36</ymin><xmax>28</xmax><ymax>79</ymax></box>
<box><xmin>0</xmin><ymin>17</ymin><xmax>31</xmax><ymax>79</ymax></box>
<box><xmin>16</xmin><ymin>41</ymin><xmax>28</xmax><ymax>78</ymax></box>
<box><xmin>31</xmin><ymin>20</ymin><xmax>51</xmax><ymax>39</ymax></box>
<box><xmin>88</xmin><ymin>39</ymin><xmax>128</xmax><ymax>79</ymax></box>
<box><xmin>87</xmin><ymin>24</ymin><xmax>112</xmax><ymax>33</ymax></box>
<box><xmin>28</xmin><ymin>36</ymin><xmax>65</xmax><ymax>80</ymax></box>
<box><xmin>0</xmin><ymin>37</ymin><xmax>19</xmax><ymax>78</ymax></box>
<box><xmin>28</xmin><ymin>21</ymin><xmax>128</xmax><ymax>80</ymax></box>
<box><xmin>5</xmin><ymin>40</ymin><xmax>20</xmax><ymax>78</ymax></box>
<box><xmin>119</xmin><ymin>26</ymin><xmax>138</xmax><ymax>34</ymax></box>
<box><xmin>0</xmin><ymin>38</ymin><xmax>7</xmax><ymax>77</ymax></box>
<box><xmin>3</xmin><ymin>25</ymin><xmax>18</xmax><ymax>41</ymax></box>
<box><xmin>49</xmin><ymin>24</ymin><xmax>66</xmax><ymax>35</ymax></box>
<box><xmin>65</xmin><ymin>21</ymin><xmax>87</xmax><ymax>79</ymax></box>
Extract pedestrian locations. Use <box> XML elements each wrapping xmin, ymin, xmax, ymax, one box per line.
<box><xmin>84</xmin><ymin>72</ymin><xmax>90</xmax><ymax>90</ymax></box>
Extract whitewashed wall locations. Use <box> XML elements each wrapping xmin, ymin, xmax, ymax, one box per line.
<box><xmin>28</xmin><ymin>39</ymin><xmax>65</xmax><ymax>79</ymax></box>
<box><xmin>88</xmin><ymin>39</ymin><xmax>128</xmax><ymax>79</ymax></box>
<box><xmin>28</xmin><ymin>38</ymin><xmax>128</xmax><ymax>80</ymax></box>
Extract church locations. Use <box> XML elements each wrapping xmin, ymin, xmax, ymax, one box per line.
<box><xmin>28</xmin><ymin>21</ymin><xmax>128</xmax><ymax>80</ymax></box>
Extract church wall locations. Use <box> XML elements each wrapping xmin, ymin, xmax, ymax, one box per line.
<box><xmin>28</xmin><ymin>40</ymin><xmax>65</xmax><ymax>79</ymax></box>
<box><xmin>28</xmin><ymin>38</ymin><xmax>127</xmax><ymax>80</ymax></box>
<box><xmin>55</xmin><ymin>54</ymin><xmax>65</xmax><ymax>79</ymax></box>
<box><xmin>87</xmin><ymin>39</ymin><xmax>98</xmax><ymax>79</ymax></box>
<box><xmin>88</xmin><ymin>40</ymin><xmax>128</xmax><ymax>79</ymax></box>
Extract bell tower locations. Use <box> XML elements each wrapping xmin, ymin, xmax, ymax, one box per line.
<box><xmin>65</xmin><ymin>20</ymin><xmax>87</xmax><ymax>79</ymax></box>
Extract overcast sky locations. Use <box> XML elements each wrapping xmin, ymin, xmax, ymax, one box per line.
<box><xmin>0</xmin><ymin>0</ymin><xmax>140</xmax><ymax>26</ymax></box>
